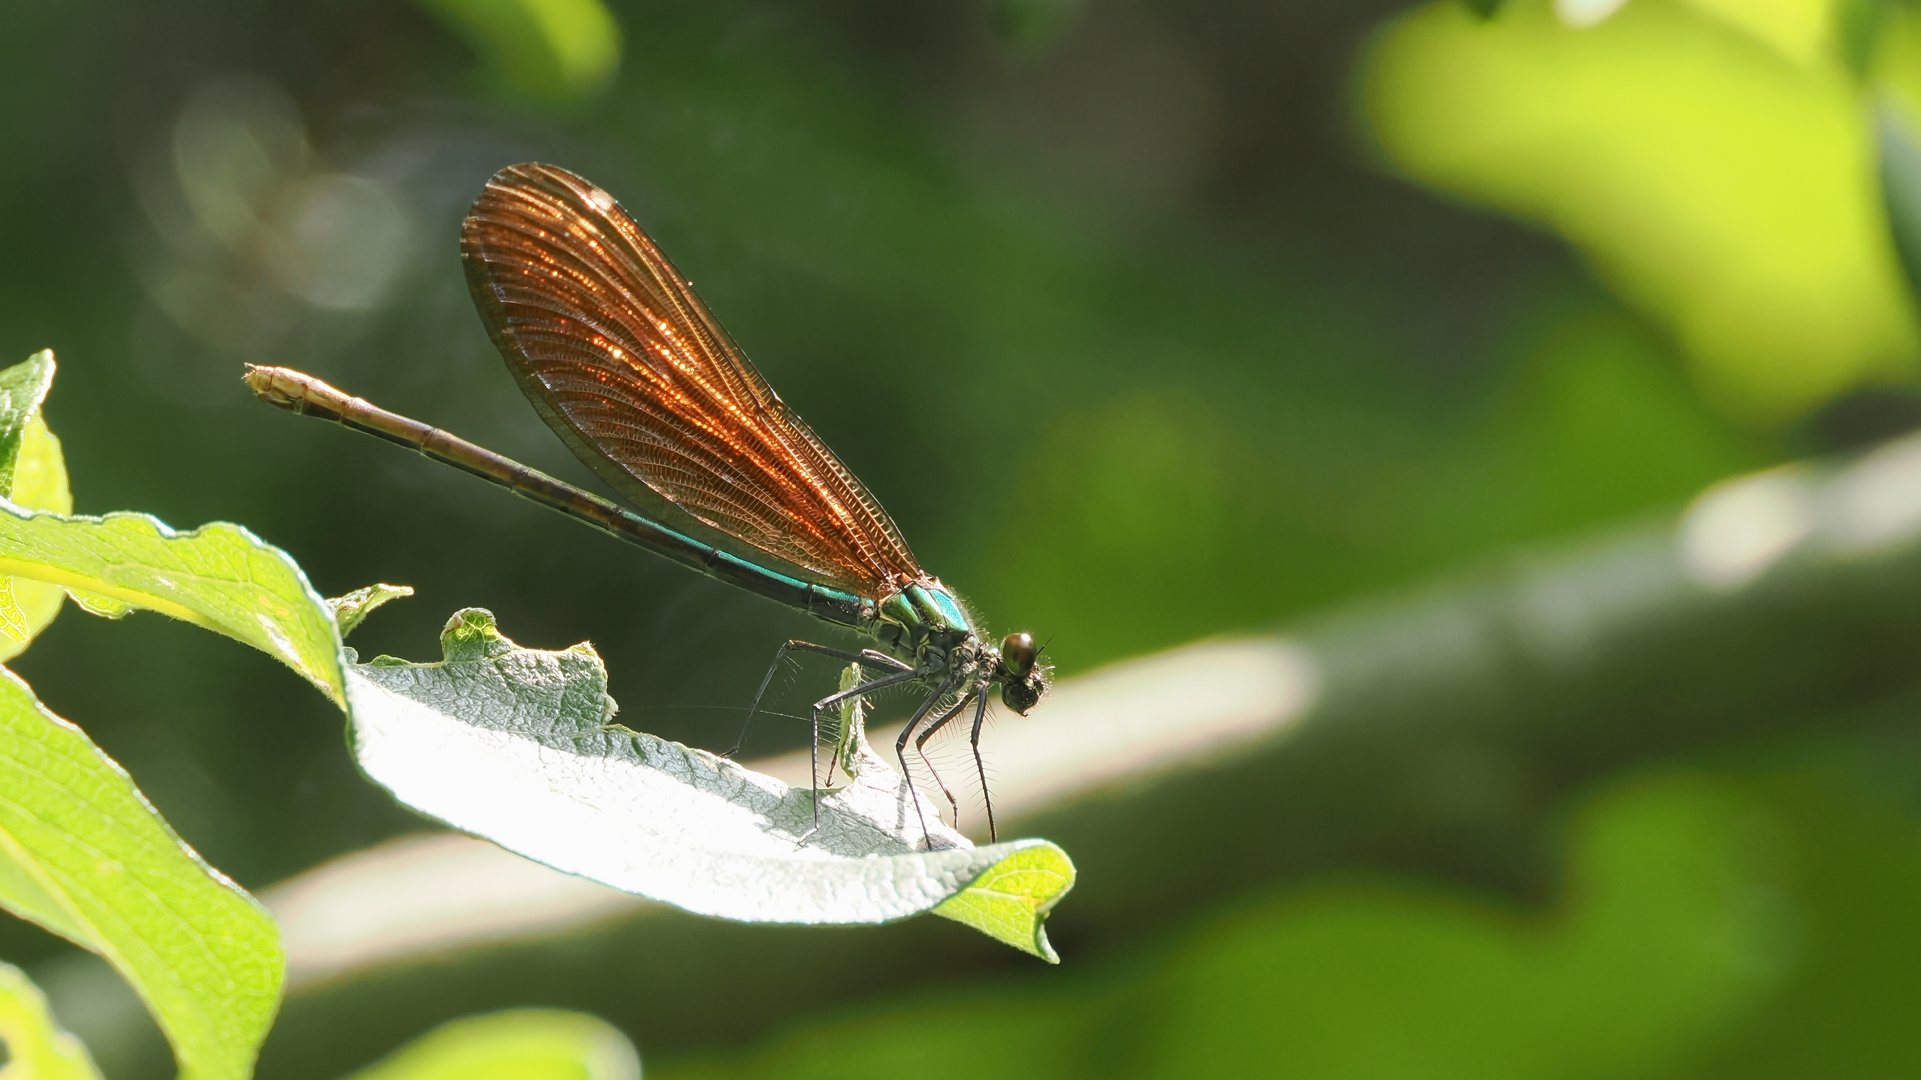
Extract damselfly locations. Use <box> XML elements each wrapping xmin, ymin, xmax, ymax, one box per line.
<box><xmin>246</xmin><ymin>163</ymin><xmax>1048</xmax><ymax>845</ymax></box>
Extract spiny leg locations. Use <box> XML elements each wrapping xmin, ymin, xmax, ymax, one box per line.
<box><xmin>799</xmin><ymin>663</ymin><xmax>933</xmax><ymax>831</ymax></box>
<box><xmin>729</xmin><ymin>639</ymin><xmax>911</xmax><ymax>758</ymax></box>
<box><xmin>967</xmin><ymin>678</ymin><xmax>998</xmax><ymax>842</ymax></box>
<box><xmin>896</xmin><ymin>671</ymin><xmax>964</xmax><ymax>848</ymax></box>
<box><xmin>823</xmin><ymin>651</ymin><xmax>914</xmax><ymax>788</ymax></box>
<box><xmin>912</xmin><ymin>688</ymin><xmax>978</xmax><ymax>830</ymax></box>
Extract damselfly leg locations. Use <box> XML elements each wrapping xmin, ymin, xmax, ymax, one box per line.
<box><xmin>792</xmin><ymin>662</ymin><xmax>931</xmax><ymax>829</ymax></box>
<box><xmin>967</xmin><ymin>680</ymin><xmax>997</xmax><ymax>841</ymax></box>
<box><xmin>896</xmin><ymin>671</ymin><xmax>965</xmax><ymax>846</ymax></box>
<box><xmin>910</xmin><ymin>687</ymin><xmax>979</xmax><ymax>831</ymax></box>
<box><xmin>905</xmin><ymin>677</ymin><xmax>998</xmax><ymax>840</ymax></box>
<box><xmin>730</xmin><ymin>638</ymin><xmax>911</xmax><ymax>757</ymax></box>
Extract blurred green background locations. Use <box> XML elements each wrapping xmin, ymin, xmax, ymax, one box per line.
<box><xmin>10</xmin><ymin>0</ymin><xmax>1921</xmax><ymax>1074</ymax></box>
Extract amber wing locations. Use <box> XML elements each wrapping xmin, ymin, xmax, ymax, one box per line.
<box><xmin>459</xmin><ymin>163</ymin><xmax>921</xmax><ymax>596</ymax></box>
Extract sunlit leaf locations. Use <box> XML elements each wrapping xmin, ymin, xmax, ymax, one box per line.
<box><xmin>1878</xmin><ymin>102</ymin><xmax>1921</xmax><ymax>307</ymax></box>
<box><xmin>0</xmin><ymin>352</ymin><xmax>56</xmax><ymax>497</ymax></box>
<box><xmin>0</xmin><ymin>666</ymin><xmax>282</xmax><ymax>1080</ymax></box>
<box><xmin>1553</xmin><ymin>0</ymin><xmax>1628</xmax><ymax>29</ymax></box>
<box><xmin>0</xmin><ymin>580</ymin><xmax>32</xmax><ymax>644</ymax></box>
<box><xmin>0</xmin><ymin>961</ymin><xmax>102</xmax><ymax>1080</ymax></box>
<box><xmin>0</xmin><ymin>505</ymin><xmax>344</xmax><ymax>704</ymax></box>
<box><xmin>932</xmin><ymin>842</ymin><xmax>1076</xmax><ymax>962</ymax></box>
<box><xmin>1675</xmin><ymin>0</ymin><xmax>1831</xmax><ymax>66</ymax></box>
<box><xmin>63</xmin><ymin>588</ymin><xmax>131</xmax><ymax>619</ymax></box>
<box><xmin>1362</xmin><ymin>0</ymin><xmax>1917</xmax><ymax>423</ymax></box>
<box><xmin>342</xmin><ymin>1009</ymin><xmax>638</xmax><ymax>1080</ymax></box>
<box><xmin>328</xmin><ymin>582</ymin><xmax>415</xmax><ymax>639</ymax></box>
<box><xmin>0</xmin><ymin>351</ymin><xmax>71</xmax><ymax>661</ymax></box>
<box><xmin>345</xmin><ymin>608</ymin><xmax>1073</xmax><ymax>958</ymax></box>
<box><xmin>414</xmin><ymin>0</ymin><xmax>622</xmax><ymax>100</ymax></box>
<box><xmin>1836</xmin><ymin>0</ymin><xmax>1889</xmax><ymax>76</ymax></box>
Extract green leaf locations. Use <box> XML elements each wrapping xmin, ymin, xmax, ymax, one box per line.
<box><xmin>0</xmin><ymin>351</ymin><xmax>72</xmax><ymax>662</ymax></box>
<box><xmin>0</xmin><ymin>665</ymin><xmax>282</xmax><ymax>1080</ymax></box>
<box><xmin>1880</xmin><ymin>101</ymin><xmax>1921</xmax><ymax>311</ymax></box>
<box><xmin>328</xmin><ymin>582</ymin><xmax>415</xmax><ymax>639</ymax></box>
<box><xmin>0</xmin><ymin>961</ymin><xmax>102</xmax><ymax>1080</ymax></box>
<box><xmin>1361</xmin><ymin>1</ymin><xmax>1919</xmax><ymax>423</ymax></box>
<box><xmin>345</xmin><ymin>609</ymin><xmax>1073</xmax><ymax>956</ymax></box>
<box><xmin>932</xmin><ymin>843</ymin><xmax>1076</xmax><ymax>962</ymax></box>
<box><xmin>413</xmin><ymin>0</ymin><xmax>622</xmax><ymax>100</ymax></box>
<box><xmin>63</xmin><ymin>588</ymin><xmax>131</xmax><ymax>619</ymax></box>
<box><xmin>0</xmin><ymin>350</ymin><xmax>56</xmax><ymax>495</ymax></box>
<box><xmin>1837</xmin><ymin>0</ymin><xmax>1889</xmax><ymax>78</ymax></box>
<box><xmin>0</xmin><ymin>578</ymin><xmax>34</xmax><ymax>644</ymax></box>
<box><xmin>341</xmin><ymin>1009</ymin><xmax>638</xmax><ymax>1080</ymax></box>
<box><xmin>0</xmin><ymin>505</ymin><xmax>345</xmax><ymax>705</ymax></box>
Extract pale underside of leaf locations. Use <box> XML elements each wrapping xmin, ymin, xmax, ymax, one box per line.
<box><xmin>345</xmin><ymin>609</ymin><xmax>1072</xmax><ymax>952</ymax></box>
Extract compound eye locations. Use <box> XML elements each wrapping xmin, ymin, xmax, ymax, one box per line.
<box><xmin>1000</xmin><ymin>632</ymin><xmax>1038</xmax><ymax>678</ymax></box>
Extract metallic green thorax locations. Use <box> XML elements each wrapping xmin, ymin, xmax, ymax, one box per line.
<box><xmin>874</xmin><ymin>580</ymin><xmax>977</xmax><ymax>660</ymax></box>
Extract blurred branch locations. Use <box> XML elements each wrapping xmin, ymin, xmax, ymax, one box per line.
<box><xmin>54</xmin><ymin>431</ymin><xmax>1921</xmax><ymax>1078</ymax></box>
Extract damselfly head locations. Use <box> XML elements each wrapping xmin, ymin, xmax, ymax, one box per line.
<box><xmin>997</xmin><ymin>631</ymin><xmax>1048</xmax><ymax>714</ymax></box>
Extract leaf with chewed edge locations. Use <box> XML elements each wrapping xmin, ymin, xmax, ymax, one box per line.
<box><xmin>344</xmin><ymin>608</ymin><xmax>1073</xmax><ymax>958</ymax></box>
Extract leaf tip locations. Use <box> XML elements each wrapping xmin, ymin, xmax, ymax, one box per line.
<box><xmin>329</xmin><ymin>582</ymin><xmax>415</xmax><ymax>638</ymax></box>
<box><xmin>933</xmin><ymin>841</ymin><xmax>1076</xmax><ymax>961</ymax></box>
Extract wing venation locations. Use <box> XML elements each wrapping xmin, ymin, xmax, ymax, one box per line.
<box><xmin>459</xmin><ymin>162</ymin><xmax>920</xmax><ymax>596</ymax></box>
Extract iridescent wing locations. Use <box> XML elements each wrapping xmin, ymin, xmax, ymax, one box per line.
<box><xmin>460</xmin><ymin>163</ymin><xmax>920</xmax><ymax>596</ymax></box>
